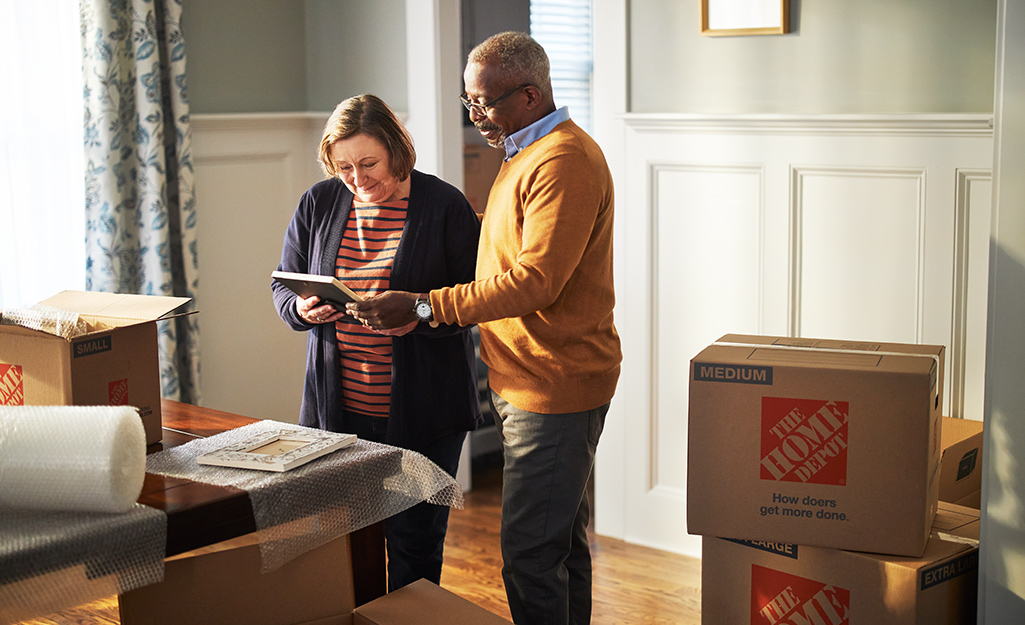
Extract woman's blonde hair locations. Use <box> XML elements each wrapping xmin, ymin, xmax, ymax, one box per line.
<box><xmin>318</xmin><ymin>94</ymin><xmax>416</xmax><ymax>180</ymax></box>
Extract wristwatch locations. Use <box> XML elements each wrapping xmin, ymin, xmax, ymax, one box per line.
<box><xmin>413</xmin><ymin>296</ymin><xmax>433</xmax><ymax>322</ymax></box>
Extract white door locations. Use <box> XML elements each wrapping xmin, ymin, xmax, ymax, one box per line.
<box><xmin>596</xmin><ymin>115</ymin><xmax>993</xmax><ymax>558</ymax></box>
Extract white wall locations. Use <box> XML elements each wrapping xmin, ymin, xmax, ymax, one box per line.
<box><xmin>980</xmin><ymin>0</ymin><xmax>1025</xmax><ymax>620</ymax></box>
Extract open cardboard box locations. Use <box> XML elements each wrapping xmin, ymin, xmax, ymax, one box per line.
<box><xmin>353</xmin><ymin>579</ymin><xmax>511</xmax><ymax>625</ymax></box>
<box><xmin>119</xmin><ymin>532</ymin><xmax>356</xmax><ymax>625</ymax></box>
<box><xmin>0</xmin><ymin>291</ymin><xmax>192</xmax><ymax>444</ymax></box>
<box><xmin>939</xmin><ymin>417</ymin><xmax>984</xmax><ymax>509</ymax></box>
<box><xmin>701</xmin><ymin>502</ymin><xmax>980</xmax><ymax>625</ymax></box>
<box><xmin>688</xmin><ymin>334</ymin><xmax>944</xmax><ymax>557</ymax></box>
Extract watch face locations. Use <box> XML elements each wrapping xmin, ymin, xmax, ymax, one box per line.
<box><xmin>415</xmin><ymin>301</ymin><xmax>432</xmax><ymax>320</ymax></box>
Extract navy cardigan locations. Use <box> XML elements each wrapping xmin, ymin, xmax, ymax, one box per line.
<box><xmin>272</xmin><ymin>170</ymin><xmax>483</xmax><ymax>451</ymax></box>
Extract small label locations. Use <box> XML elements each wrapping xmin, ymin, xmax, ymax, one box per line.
<box><xmin>751</xmin><ymin>564</ymin><xmax>850</xmax><ymax>625</ymax></box>
<box><xmin>73</xmin><ymin>335</ymin><xmax>112</xmax><ymax>358</ymax></box>
<box><xmin>109</xmin><ymin>378</ymin><xmax>129</xmax><ymax>405</ymax></box>
<box><xmin>0</xmin><ymin>364</ymin><xmax>25</xmax><ymax>405</ymax></box>
<box><xmin>920</xmin><ymin>551</ymin><xmax>979</xmax><ymax>590</ymax></box>
<box><xmin>724</xmin><ymin>538</ymin><xmax>799</xmax><ymax>560</ymax></box>
<box><xmin>694</xmin><ymin>362</ymin><xmax>773</xmax><ymax>385</ymax></box>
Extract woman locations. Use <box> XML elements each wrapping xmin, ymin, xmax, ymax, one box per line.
<box><xmin>271</xmin><ymin>94</ymin><xmax>482</xmax><ymax>590</ymax></box>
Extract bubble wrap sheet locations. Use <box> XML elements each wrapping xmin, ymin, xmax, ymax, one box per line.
<box><xmin>145</xmin><ymin>419</ymin><xmax>464</xmax><ymax>572</ymax></box>
<box><xmin>0</xmin><ymin>304</ymin><xmax>87</xmax><ymax>339</ymax></box>
<box><xmin>0</xmin><ymin>504</ymin><xmax>166</xmax><ymax>624</ymax></box>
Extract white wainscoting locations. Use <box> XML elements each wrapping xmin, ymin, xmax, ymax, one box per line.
<box><xmin>190</xmin><ymin>113</ymin><xmax>328</xmax><ymax>423</ymax></box>
<box><xmin>597</xmin><ymin>114</ymin><xmax>993</xmax><ymax>557</ymax></box>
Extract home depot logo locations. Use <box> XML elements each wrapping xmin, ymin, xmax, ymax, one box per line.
<box><xmin>752</xmin><ymin>564</ymin><xmax>850</xmax><ymax>625</ymax></box>
<box><xmin>109</xmin><ymin>379</ymin><xmax>129</xmax><ymax>405</ymax></box>
<box><xmin>761</xmin><ymin>398</ymin><xmax>849</xmax><ymax>485</ymax></box>
<box><xmin>0</xmin><ymin>364</ymin><xmax>25</xmax><ymax>405</ymax></box>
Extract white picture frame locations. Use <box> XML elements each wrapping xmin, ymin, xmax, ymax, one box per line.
<box><xmin>196</xmin><ymin>429</ymin><xmax>357</xmax><ymax>472</ymax></box>
<box><xmin>701</xmin><ymin>0</ymin><xmax>789</xmax><ymax>37</ymax></box>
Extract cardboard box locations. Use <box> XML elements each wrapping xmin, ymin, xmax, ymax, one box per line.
<box><xmin>700</xmin><ymin>502</ymin><xmax>980</xmax><ymax>625</ymax></box>
<box><xmin>688</xmin><ymin>334</ymin><xmax>944</xmax><ymax>557</ymax></box>
<box><xmin>119</xmin><ymin>532</ymin><xmax>356</xmax><ymax>625</ymax></box>
<box><xmin>0</xmin><ymin>291</ymin><xmax>191</xmax><ymax>444</ymax></box>
<box><xmin>463</xmin><ymin>144</ymin><xmax>504</xmax><ymax>214</ymax></box>
<box><xmin>939</xmin><ymin>417</ymin><xmax>984</xmax><ymax>509</ymax></box>
<box><xmin>353</xmin><ymin>579</ymin><xmax>511</xmax><ymax>625</ymax></box>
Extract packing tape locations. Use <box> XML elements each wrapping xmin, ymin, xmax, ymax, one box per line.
<box><xmin>0</xmin><ymin>405</ymin><xmax>147</xmax><ymax>513</ymax></box>
<box><xmin>712</xmin><ymin>341</ymin><xmax>942</xmax><ymax>370</ymax></box>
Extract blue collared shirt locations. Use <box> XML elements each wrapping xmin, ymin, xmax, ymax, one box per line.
<box><xmin>504</xmin><ymin>106</ymin><xmax>571</xmax><ymax>161</ymax></box>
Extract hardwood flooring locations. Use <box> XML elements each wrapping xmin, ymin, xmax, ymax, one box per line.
<box><xmin>15</xmin><ymin>459</ymin><xmax>702</xmax><ymax>625</ymax></box>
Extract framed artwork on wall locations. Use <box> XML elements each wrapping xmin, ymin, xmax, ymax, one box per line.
<box><xmin>701</xmin><ymin>0</ymin><xmax>789</xmax><ymax>37</ymax></box>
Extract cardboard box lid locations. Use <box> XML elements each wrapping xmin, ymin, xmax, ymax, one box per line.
<box><xmin>352</xmin><ymin>580</ymin><xmax>511</xmax><ymax>625</ymax></box>
<box><xmin>39</xmin><ymin>291</ymin><xmax>192</xmax><ymax>331</ymax></box>
<box><xmin>708</xmin><ymin>334</ymin><xmax>943</xmax><ymax>374</ymax></box>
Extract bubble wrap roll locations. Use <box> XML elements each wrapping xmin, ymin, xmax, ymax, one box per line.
<box><xmin>0</xmin><ymin>406</ymin><xmax>146</xmax><ymax>513</ymax></box>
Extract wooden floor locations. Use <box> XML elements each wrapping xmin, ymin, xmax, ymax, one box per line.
<box><xmin>16</xmin><ymin>460</ymin><xmax>702</xmax><ymax>625</ymax></box>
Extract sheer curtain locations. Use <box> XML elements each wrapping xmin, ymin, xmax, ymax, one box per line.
<box><xmin>0</xmin><ymin>0</ymin><xmax>85</xmax><ymax>308</ymax></box>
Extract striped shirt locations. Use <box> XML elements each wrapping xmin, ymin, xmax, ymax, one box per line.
<box><xmin>335</xmin><ymin>197</ymin><xmax>408</xmax><ymax>417</ymax></box>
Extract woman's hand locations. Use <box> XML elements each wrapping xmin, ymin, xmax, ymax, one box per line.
<box><xmin>347</xmin><ymin>291</ymin><xmax>419</xmax><ymax>329</ymax></box>
<box><xmin>295</xmin><ymin>295</ymin><xmax>344</xmax><ymax>324</ymax></box>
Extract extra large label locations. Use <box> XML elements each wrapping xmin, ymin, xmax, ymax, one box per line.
<box><xmin>0</xmin><ymin>364</ymin><xmax>24</xmax><ymax>405</ymax></box>
<box><xmin>752</xmin><ymin>564</ymin><xmax>850</xmax><ymax>625</ymax></box>
<box><xmin>761</xmin><ymin>398</ymin><xmax>849</xmax><ymax>485</ymax></box>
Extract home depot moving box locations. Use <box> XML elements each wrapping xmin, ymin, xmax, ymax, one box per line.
<box><xmin>353</xmin><ymin>579</ymin><xmax>512</xmax><ymax>625</ymax></box>
<box><xmin>688</xmin><ymin>334</ymin><xmax>944</xmax><ymax>557</ymax></box>
<box><xmin>701</xmin><ymin>502</ymin><xmax>980</xmax><ymax>625</ymax></box>
<box><xmin>0</xmin><ymin>291</ymin><xmax>192</xmax><ymax>444</ymax></box>
<box><xmin>939</xmin><ymin>417</ymin><xmax>984</xmax><ymax>509</ymax></box>
<box><xmin>119</xmin><ymin>532</ymin><xmax>356</xmax><ymax>625</ymax></box>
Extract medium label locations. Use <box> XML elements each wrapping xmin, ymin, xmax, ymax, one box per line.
<box><xmin>694</xmin><ymin>362</ymin><xmax>773</xmax><ymax>385</ymax></box>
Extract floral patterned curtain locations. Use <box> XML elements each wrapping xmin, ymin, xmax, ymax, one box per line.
<box><xmin>80</xmin><ymin>0</ymin><xmax>200</xmax><ymax>403</ymax></box>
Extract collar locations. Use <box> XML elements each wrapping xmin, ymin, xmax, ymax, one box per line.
<box><xmin>504</xmin><ymin>107</ymin><xmax>571</xmax><ymax>160</ymax></box>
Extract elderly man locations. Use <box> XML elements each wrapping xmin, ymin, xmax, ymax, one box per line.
<box><xmin>350</xmin><ymin>31</ymin><xmax>621</xmax><ymax>624</ymax></box>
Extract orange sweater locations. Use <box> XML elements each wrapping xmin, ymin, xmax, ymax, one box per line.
<box><xmin>431</xmin><ymin>120</ymin><xmax>621</xmax><ymax>413</ymax></box>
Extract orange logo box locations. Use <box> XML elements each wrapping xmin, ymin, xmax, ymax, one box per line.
<box><xmin>109</xmin><ymin>378</ymin><xmax>129</xmax><ymax>405</ymax></box>
<box><xmin>0</xmin><ymin>364</ymin><xmax>25</xmax><ymax>405</ymax></box>
<box><xmin>752</xmin><ymin>564</ymin><xmax>849</xmax><ymax>625</ymax></box>
<box><xmin>760</xmin><ymin>398</ymin><xmax>849</xmax><ymax>486</ymax></box>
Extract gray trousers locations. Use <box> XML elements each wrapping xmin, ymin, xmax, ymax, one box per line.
<box><xmin>490</xmin><ymin>391</ymin><xmax>609</xmax><ymax>625</ymax></box>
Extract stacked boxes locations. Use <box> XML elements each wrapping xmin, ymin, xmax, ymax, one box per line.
<box><xmin>689</xmin><ymin>334</ymin><xmax>980</xmax><ymax>625</ymax></box>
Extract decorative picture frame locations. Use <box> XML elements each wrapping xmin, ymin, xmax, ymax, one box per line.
<box><xmin>701</xmin><ymin>0</ymin><xmax>790</xmax><ymax>37</ymax></box>
<box><xmin>196</xmin><ymin>429</ymin><xmax>357</xmax><ymax>472</ymax></box>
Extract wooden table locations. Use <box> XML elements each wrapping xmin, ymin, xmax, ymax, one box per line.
<box><xmin>142</xmin><ymin>399</ymin><xmax>386</xmax><ymax>605</ymax></box>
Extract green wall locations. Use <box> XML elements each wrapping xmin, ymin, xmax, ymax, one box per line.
<box><xmin>630</xmin><ymin>0</ymin><xmax>997</xmax><ymax>114</ymax></box>
<box><xmin>182</xmin><ymin>0</ymin><xmax>406</xmax><ymax>114</ymax></box>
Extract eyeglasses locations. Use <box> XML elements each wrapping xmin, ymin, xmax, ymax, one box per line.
<box><xmin>459</xmin><ymin>83</ymin><xmax>531</xmax><ymax>115</ymax></box>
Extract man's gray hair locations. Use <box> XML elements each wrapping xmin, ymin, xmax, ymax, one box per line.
<box><xmin>468</xmin><ymin>31</ymin><xmax>553</xmax><ymax>99</ymax></box>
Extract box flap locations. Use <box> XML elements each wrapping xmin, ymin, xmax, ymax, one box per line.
<box><xmin>40</xmin><ymin>291</ymin><xmax>192</xmax><ymax>324</ymax></box>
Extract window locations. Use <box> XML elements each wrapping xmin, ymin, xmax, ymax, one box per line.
<box><xmin>531</xmin><ymin>0</ymin><xmax>593</xmax><ymax>134</ymax></box>
<box><xmin>0</xmin><ymin>0</ymin><xmax>85</xmax><ymax>308</ymax></box>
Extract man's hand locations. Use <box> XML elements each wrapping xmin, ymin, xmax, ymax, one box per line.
<box><xmin>347</xmin><ymin>291</ymin><xmax>420</xmax><ymax>330</ymax></box>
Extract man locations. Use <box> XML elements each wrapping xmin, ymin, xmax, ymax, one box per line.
<box><xmin>350</xmin><ymin>31</ymin><xmax>621</xmax><ymax>625</ymax></box>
